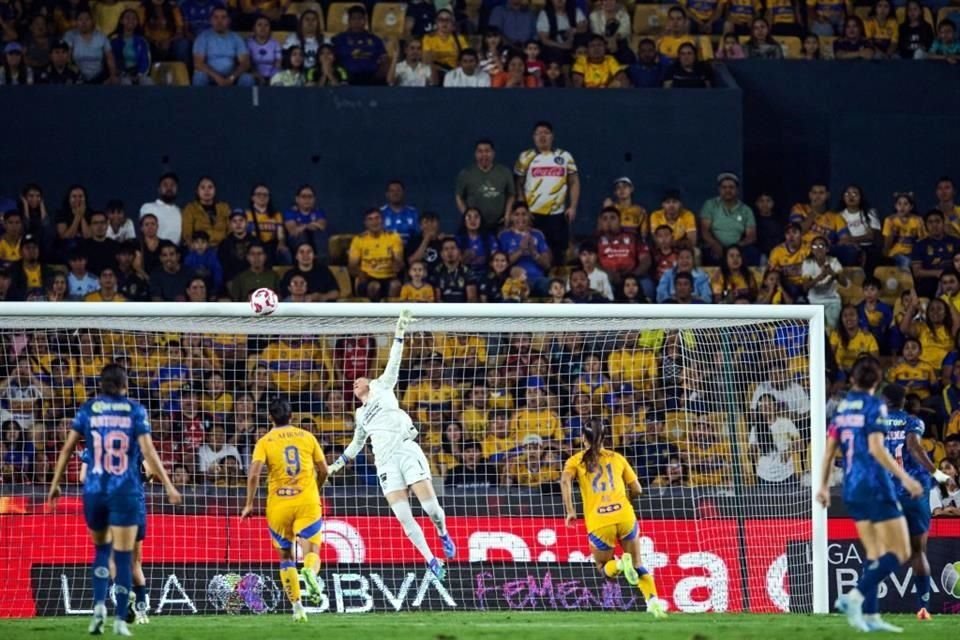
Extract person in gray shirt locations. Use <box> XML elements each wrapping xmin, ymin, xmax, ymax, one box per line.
<box><xmin>63</xmin><ymin>9</ymin><xmax>118</xmax><ymax>83</ymax></box>
<box><xmin>455</xmin><ymin>139</ymin><xmax>516</xmax><ymax>232</ymax></box>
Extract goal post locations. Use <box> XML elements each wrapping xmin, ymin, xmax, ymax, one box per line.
<box><xmin>0</xmin><ymin>302</ymin><xmax>827</xmax><ymax>616</ymax></box>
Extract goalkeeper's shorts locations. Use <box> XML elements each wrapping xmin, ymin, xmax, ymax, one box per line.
<box><xmin>376</xmin><ymin>440</ymin><xmax>432</xmax><ymax>494</ymax></box>
<box><xmin>587</xmin><ymin>519</ymin><xmax>639</xmax><ymax>552</ymax></box>
<box><xmin>266</xmin><ymin>500</ymin><xmax>323</xmax><ymax>550</ymax></box>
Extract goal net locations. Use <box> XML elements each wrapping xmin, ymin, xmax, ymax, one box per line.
<box><xmin>0</xmin><ymin>303</ymin><xmax>826</xmax><ymax>618</ymax></box>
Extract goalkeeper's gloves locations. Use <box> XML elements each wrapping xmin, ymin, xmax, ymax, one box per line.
<box><xmin>395</xmin><ymin>309</ymin><xmax>413</xmax><ymax>339</ymax></box>
<box><xmin>933</xmin><ymin>469</ymin><xmax>952</xmax><ymax>484</ymax></box>
<box><xmin>329</xmin><ymin>455</ymin><xmax>349</xmax><ymax>475</ymax></box>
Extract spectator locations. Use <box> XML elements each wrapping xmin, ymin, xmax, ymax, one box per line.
<box><xmin>595</xmin><ymin>206</ymin><xmax>651</xmax><ymax>292</ymax></box>
<box><xmin>12</xmin><ymin>235</ymin><xmax>49</xmax><ymax>297</ymax></box>
<box><xmin>513</xmin><ymin>379</ymin><xmax>563</xmax><ymax>441</ymax></box>
<box><xmin>179</xmin><ymin>177</ymin><xmax>229</xmax><ymax>247</ymax></box>
<box><xmin>479</xmin><ymin>251</ymin><xmax>510</xmax><ymax>302</ymax></box>
<box><xmin>831</xmin><ymin>304</ymin><xmax>880</xmax><ymax>373</ymax></box>
<box><xmin>283</xmin><ymin>272</ymin><xmax>309</xmax><ymax>301</ymax></box>
<box><xmin>197</xmin><ymin>424</ymin><xmax>242</xmax><ymax>480</ymax></box>
<box><xmin>753</xmin><ymin>191</ymin><xmax>783</xmax><ymax>258</ymax></box>
<box><xmin>886</xmin><ymin>338</ymin><xmax>937</xmax><ymax>400</ymax></box>
<box><xmin>181</xmin><ymin>0</ymin><xmax>221</xmax><ymax>39</ymax></box>
<box><xmin>0</xmin><ymin>360</ymin><xmax>48</xmax><ymax>450</ymax></box>
<box><xmin>114</xmin><ymin>242</ymin><xmax>149</xmax><ymax>301</ymax></box>
<box><xmin>899</xmin><ymin>295</ymin><xmax>954</xmax><ymax>372</ymax></box>
<box><xmin>443</xmin><ymin>48</ymin><xmax>491</xmax><ymax>87</ymax></box>
<box><xmin>348</xmin><ymin>208</ymin><xmax>403</xmax><ymax>301</ymax></box>
<box><xmin>807</xmin><ymin>0</ymin><xmax>848</xmax><ymax>36</ymax></box>
<box><xmin>311</xmin><ymin>43</ymin><xmax>348</xmax><ymax>87</ymax></box>
<box><xmin>898</xmin><ymin>0</ymin><xmax>934</xmax><ymax>59</ymax></box>
<box><xmin>179</xmin><ymin>384</ymin><xmax>214</xmax><ymax>455</ymax></box>
<box><xmin>865</xmin><ymin>0</ymin><xmax>898</xmax><ymax>58</ymax></box>
<box><xmin>856</xmin><ymin>276</ymin><xmax>893</xmax><ymax>351</ymax></box>
<box><xmin>572</xmin><ymin>34</ymin><xmax>627</xmax><ymax>87</ymax></box>
<box><xmin>651</xmin><ymin>224</ymin><xmax>678</xmax><ymax>283</ymax></box>
<box><xmin>84</xmin><ymin>266</ymin><xmax>125</xmax><ymax>301</ymax></box>
<box><xmin>574</xmin><ymin>241</ymin><xmax>614</xmax><ymax>300</ymax></box>
<box><xmin>589</xmin><ymin>0</ymin><xmax>631</xmax><ymax>62</ymax></box>
<box><xmin>657</xmin><ymin>5</ymin><xmax>695</xmax><ymax>61</ymax></box>
<box><xmin>399</xmin><ymin>260</ymin><xmax>436</xmax><ymax>302</ymax></box>
<box><xmin>1</xmin><ymin>420</ymin><xmax>35</xmax><ymax>483</ymax></box>
<box><xmin>699</xmin><ymin>172</ymin><xmax>757</xmax><ymax>265</ymax></box>
<box><xmin>388</xmin><ymin>38</ymin><xmax>435</xmax><ymax>87</ymax></box>
<box><xmin>219</xmin><ymin>209</ymin><xmax>255</xmax><ymax>287</ymax></box>
<box><xmin>246</xmin><ymin>15</ymin><xmax>281</xmax><ymax>84</ymax></box>
<box><xmin>379</xmin><ymin>180</ymin><xmax>419</xmax><ymax>243</ymax></box>
<box><xmin>55</xmin><ymin>0</ymin><xmax>87</xmax><ymax>35</ymax></box>
<box><xmin>627</xmin><ymin>37</ymin><xmax>670</xmax><ymax>88</ymax></box>
<box><xmin>150</xmin><ymin>241</ymin><xmax>195</xmax><ymax>302</ymax></box>
<box><xmin>110</xmin><ymin>8</ymin><xmax>152</xmax><ymax>84</ymax></box>
<box><xmin>766</xmin><ymin>0</ymin><xmax>802</xmax><ymax>36</ymax></box>
<box><xmin>723</xmin><ymin>0</ymin><xmax>761</xmax><ymax>35</ymax></box>
<box><xmin>141</xmin><ymin>0</ymin><xmax>190</xmax><ymax>64</ymax></box>
<box><xmin>184</xmin><ymin>230</ymin><xmax>224</xmax><ymax>295</ymax></box>
<box><xmin>767</xmin><ymin>223</ymin><xmax>809</xmax><ymax>299</ymax></box>
<box><xmin>802</xmin><ymin>33</ymin><xmax>822</xmax><ymax>59</ymax></box>
<box><xmin>44</xmin><ymin>272</ymin><xmax>69</xmax><ymax>302</ymax></box>
<box><xmin>279</xmin><ymin>243</ymin><xmax>339</xmax><ymax>302</ymax></box>
<box><xmin>882</xmin><ymin>193</ymin><xmax>924</xmax><ymax>271</ymax></box>
<box><xmin>282</xmin><ymin>184</ymin><xmax>328</xmax><ymax>262</ymax></box>
<box><xmin>65</xmin><ymin>8</ymin><xmax>119</xmax><ymax>83</ymax></box>
<box><xmin>663</xmin><ymin>42</ymin><xmax>712</xmax><ymax>88</ymax></box>
<box><xmin>0</xmin><ymin>210</ymin><xmax>24</xmax><ymax>267</ymax></box>
<box><xmin>23</xmin><ymin>14</ymin><xmax>53</xmax><ymax>70</ymax></box>
<box><xmin>524</xmin><ymin>40</ymin><xmax>547</xmax><ymax>80</ymax></box>
<box><xmin>17</xmin><ymin>185</ymin><xmax>51</xmax><ymax>256</ymax></box>
<box><xmin>931</xmin><ymin>458</ymin><xmax>960</xmax><ymax>516</ymax></box>
<box><xmin>801</xmin><ymin>235</ymin><xmax>847</xmax><ymax>329</ymax></box>
<box><xmin>603</xmin><ymin>176</ymin><xmax>646</xmax><ymax>237</ymax></box>
<box><xmin>66</xmin><ymin>250</ymin><xmax>100</xmax><ymax>300</ymax></box>
<box><xmin>501</xmin><ymin>266</ymin><xmax>530</xmax><ymax>302</ymax></box>
<box><xmin>55</xmin><ymin>184</ymin><xmax>91</xmax><ymax>251</ymax></box>
<box><xmin>537</xmin><ymin>0</ymin><xmax>587</xmax><ymax>65</ymax></box>
<box><xmin>489</xmin><ymin>0</ymin><xmax>537</xmax><ymax>47</ymax></box>
<box><xmin>616</xmin><ymin>274</ymin><xmax>646</xmax><ymax>303</ymax></box>
<box><xmin>935</xmin><ymin>176</ymin><xmax>960</xmax><ymax>235</ymax></box>
<box><xmin>715</xmin><ymin>33</ymin><xmax>746</xmax><ymax>59</ymax></box>
<box><xmin>565</xmin><ymin>267</ymin><xmax>608</xmax><ymax>303</ymax></box>
<box><xmin>228</xmin><ymin>242</ymin><xmax>278</xmax><ymax>302</ymax></box>
<box><xmin>656</xmin><ymin>246</ymin><xmax>712</xmax><ymax>303</ymax></box>
<box><xmin>77</xmin><ymin>210</ymin><xmax>119</xmax><ymax>274</ymax></box>
<box><xmin>455</xmin><ymin>139</ymin><xmax>515</xmax><ymax>232</ymax></box>
<box><xmin>405</xmin><ymin>211</ymin><xmax>445</xmax><ymax>275</ymax></box>
<box><xmin>749</xmin><ymin>362</ymin><xmax>810</xmax><ymax>416</ymax></box>
<box><xmin>424</xmin><ymin>8</ymin><xmax>469</xmax><ymax>72</ymax></box>
<box><xmin>492</xmin><ymin>51</ymin><xmax>539</xmax><ymax>87</ymax></box>
<box><xmin>104</xmin><ymin>199</ymin><xmax>135</xmax><ymax>243</ymax></box>
<box><xmin>711</xmin><ymin>244</ymin><xmax>758</xmax><ymax>303</ymax></box>
<box><xmin>479</xmin><ymin>27</ymin><xmax>508</xmax><ymax>76</ymax></box>
<box><xmin>749</xmin><ymin>394</ymin><xmax>799</xmax><ymax>485</ymax></box>
<box><xmin>912</xmin><ymin>210</ymin><xmax>959</xmax><ymax>298</ymax></box>
<box><xmin>37</xmin><ymin>39</ymin><xmax>83</xmax><ymax>84</ymax></box>
<box><xmin>649</xmin><ymin>190</ymin><xmax>697</xmax><ymax>248</ymax></box>
<box><xmin>245</xmin><ymin>182</ymin><xmax>289</xmax><ymax>266</ymax></box>
<box><xmin>445</xmin><ymin>440</ymin><xmax>495</xmax><ymax>487</ymax></box>
<box><xmin>456</xmin><ymin>208</ymin><xmax>499</xmax><ymax>278</ymax></box>
<box><xmin>135</xmin><ymin>213</ymin><xmax>163</xmax><ymax>275</ymax></box>
<box><xmin>284</xmin><ymin>10</ymin><xmax>321</xmax><ymax>70</ymax></box>
<box><xmin>834</xmin><ymin>16</ymin><xmax>874</xmax><ymax>59</ymax></box>
<box><xmin>435</xmin><ymin>238</ymin><xmax>478</xmax><ymax>303</ymax></box>
<box><xmin>191</xmin><ymin>7</ymin><xmax>254</xmax><ymax>87</ymax></box>
<box><xmin>140</xmin><ymin>172</ymin><xmax>182</xmax><ymax>245</ymax></box>
<box><xmin>927</xmin><ymin>18</ymin><xmax>960</xmax><ymax>62</ymax></box>
<box><xmin>745</xmin><ymin>17</ymin><xmax>783</xmax><ymax>58</ymax></box>
<box><xmin>1</xmin><ymin>42</ymin><xmax>34</xmax><ymax>85</ymax></box>
<box><xmin>331</xmin><ymin>6</ymin><xmax>387</xmax><ymax>86</ymax></box>
<box><xmin>498</xmin><ymin>202</ymin><xmax>551</xmax><ymax>295</ymax></box>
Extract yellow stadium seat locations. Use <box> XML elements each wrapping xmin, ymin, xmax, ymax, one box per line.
<box><xmin>837</xmin><ymin>267</ymin><xmax>865</xmax><ymax>304</ymax></box>
<box><xmin>327</xmin><ymin>2</ymin><xmax>364</xmax><ymax>35</ymax></box>
<box><xmin>273</xmin><ymin>265</ymin><xmax>292</xmax><ymax>278</ymax></box>
<box><xmin>696</xmin><ymin>35</ymin><xmax>714</xmax><ymax>60</ymax></box>
<box><xmin>896</xmin><ymin>6</ymin><xmax>934</xmax><ymax>27</ymax></box>
<box><xmin>750</xmin><ymin>266</ymin><xmax>765</xmax><ymax>284</ymax></box>
<box><xmin>873</xmin><ymin>266</ymin><xmax>914</xmax><ymax>303</ymax></box>
<box><xmin>93</xmin><ymin>0</ymin><xmax>139</xmax><ymax>37</ymax></box>
<box><xmin>820</xmin><ymin>36</ymin><xmax>837</xmax><ymax>59</ymax></box>
<box><xmin>774</xmin><ymin>35</ymin><xmax>803</xmax><ymax>59</ymax></box>
<box><xmin>272</xmin><ymin>31</ymin><xmax>290</xmax><ymax>45</ymax></box>
<box><xmin>328</xmin><ymin>234</ymin><xmax>354</xmax><ymax>266</ymax></box>
<box><xmin>287</xmin><ymin>1</ymin><xmax>324</xmax><ymax>23</ymax></box>
<box><xmin>937</xmin><ymin>7</ymin><xmax>960</xmax><ymax>28</ymax></box>
<box><xmin>549</xmin><ymin>266</ymin><xmax>572</xmax><ymax>280</ymax></box>
<box><xmin>150</xmin><ymin>62</ymin><xmax>189</xmax><ymax>86</ymax></box>
<box><xmin>633</xmin><ymin>5</ymin><xmax>669</xmax><ymax>35</ymax></box>
<box><xmin>328</xmin><ymin>265</ymin><xmax>353</xmax><ymax>298</ymax></box>
<box><xmin>854</xmin><ymin>6</ymin><xmax>871</xmax><ymax>21</ymax></box>
<box><xmin>372</xmin><ymin>3</ymin><xmax>406</xmax><ymax>38</ymax></box>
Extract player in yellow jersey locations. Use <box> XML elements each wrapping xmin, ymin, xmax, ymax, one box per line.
<box><xmin>241</xmin><ymin>397</ymin><xmax>328</xmax><ymax>622</ymax></box>
<box><xmin>560</xmin><ymin>420</ymin><xmax>667</xmax><ymax>618</ymax></box>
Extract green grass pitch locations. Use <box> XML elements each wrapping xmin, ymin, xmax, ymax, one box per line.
<box><xmin>0</xmin><ymin>612</ymin><xmax>955</xmax><ymax>640</ymax></box>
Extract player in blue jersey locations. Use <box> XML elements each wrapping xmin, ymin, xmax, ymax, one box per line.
<box><xmin>816</xmin><ymin>356</ymin><xmax>923</xmax><ymax>633</ymax></box>
<box><xmin>48</xmin><ymin>364</ymin><xmax>181</xmax><ymax>637</ymax></box>
<box><xmin>881</xmin><ymin>384</ymin><xmax>953</xmax><ymax>621</ymax></box>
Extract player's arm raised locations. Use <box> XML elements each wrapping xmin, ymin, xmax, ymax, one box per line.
<box><xmin>138</xmin><ymin>433</ymin><xmax>182</xmax><ymax>505</ymax></box>
<box><xmin>241</xmin><ymin>458</ymin><xmax>265</xmax><ymax>519</ymax></box>
<box><xmin>378</xmin><ymin>309</ymin><xmax>413</xmax><ymax>390</ymax></box>
<box><xmin>816</xmin><ymin>433</ymin><xmax>840</xmax><ymax>508</ymax></box>
<box><xmin>47</xmin><ymin>429</ymin><xmax>82</xmax><ymax>509</ymax></box>
<box><xmin>560</xmin><ymin>468</ymin><xmax>577</xmax><ymax>527</ymax></box>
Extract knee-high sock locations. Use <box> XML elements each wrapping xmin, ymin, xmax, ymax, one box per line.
<box><xmin>113</xmin><ymin>550</ymin><xmax>133</xmax><ymax>618</ymax></box>
<box><xmin>857</xmin><ymin>553</ymin><xmax>899</xmax><ymax>614</ymax></box>
<box><xmin>636</xmin><ymin>566</ymin><xmax>659</xmax><ymax>601</ymax></box>
<box><xmin>133</xmin><ymin>584</ymin><xmax>147</xmax><ymax>609</ymax></box>
<box><xmin>913</xmin><ymin>574</ymin><xmax>931</xmax><ymax>611</ymax></box>
<box><xmin>280</xmin><ymin>560</ymin><xmax>301</xmax><ymax>604</ymax></box>
<box><xmin>391</xmin><ymin>500</ymin><xmax>435</xmax><ymax>563</ymax></box>
<box><xmin>92</xmin><ymin>543</ymin><xmax>112</xmax><ymax>606</ymax></box>
<box><xmin>419</xmin><ymin>498</ymin><xmax>448</xmax><ymax>536</ymax></box>
<box><xmin>603</xmin><ymin>560</ymin><xmax>621</xmax><ymax>579</ymax></box>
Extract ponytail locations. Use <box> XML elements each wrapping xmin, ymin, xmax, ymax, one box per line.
<box><xmin>582</xmin><ymin>419</ymin><xmax>606</xmax><ymax>473</ymax></box>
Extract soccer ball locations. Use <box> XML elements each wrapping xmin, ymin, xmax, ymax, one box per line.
<box><xmin>943</xmin><ymin>561</ymin><xmax>960</xmax><ymax>599</ymax></box>
<box><xmin>249</xmin><ymin>288</ymin><xmax>279</xmax><ymax>316</ymax></box>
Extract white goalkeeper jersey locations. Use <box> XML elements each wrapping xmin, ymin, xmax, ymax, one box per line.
<box><xmin>343</xmin><ymin>339</ymin><xmax>418</xmax><ymax>466</ymax></box>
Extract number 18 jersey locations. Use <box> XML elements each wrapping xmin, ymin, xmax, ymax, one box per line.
<box><xmin>251</xmin><ymin>426</ymin><xmax>324</xmax><ymax>506</ymax></box>
<box><xmin>73</xmin><ymin>395</ymin><xmax>151</xmax><ymax>498</ymax></box>
<box><xmin>563</xmin><ymin>449</ymin><xmax>637</xmax><ymax>533</ymax></box>
<box><xmin>829</xmin><ymin>390</ymin><xmax>896</xmax><ymax>506</ymax></box>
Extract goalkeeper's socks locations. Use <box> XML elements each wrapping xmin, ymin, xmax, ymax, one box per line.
<box><xmin>92</xmin><ymin>543</ymin><xmax>112</xmax><ymax>605</ymax></box>
<box><xmin>913</xmin><ymin>574</ymin><xmax>931</xmax><ymax>611</ymax></box>
<box><xmin>280</xmin><ymin>560</ymin><xmax>302</xmax><ymax>605</ymax></box>
<box><xmin>113</xmin><ymin>550</ymin><xmax>133</xmax><ymax>621</ymax></box>
<box><xmin>133</xmin><ymin>584</ymin><xmax>147</xmax><ymax>609</ymax></box>
<box><xmin>603</xmin><ymin>560</ymin><xmax>622</xmax><ymax>579</ymax></box>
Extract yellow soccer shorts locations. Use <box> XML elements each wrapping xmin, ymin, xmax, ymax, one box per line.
<box><xmin>265</xmin><ymin>500</ymin><xmax>323</xmax><ymax>551</ymax></box>
<box><xmin>587</xmin><ymin>519</ymin><xmax>639</xmax><ymax>552</ymax></box>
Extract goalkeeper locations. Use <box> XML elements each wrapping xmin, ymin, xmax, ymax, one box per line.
<box><xmin>328</xmin><ymin>309</ymin><xmax>455</xmax><ymax>580</ymax></box>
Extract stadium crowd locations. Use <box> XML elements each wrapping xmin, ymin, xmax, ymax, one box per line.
<box><xmin>0</xmin><ymin>0</ymin><xmax>959</xmax><ymax>88</ymax></box>
<box><xmin>0</xmin><ymin>120</ymin><xmax>959</xmax><ymax>515</ymax></box>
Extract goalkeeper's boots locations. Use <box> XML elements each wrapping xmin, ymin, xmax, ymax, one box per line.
<box><xmin>125</xmin><ymin>600</ymin><xmax>136</xmax><ymax>624</ymax></box>
<box><xmin>917</xmin><ymin>607</ymin><xmax>932</xmax><ymax>621</ymax></box>
<box><xmin>836</xmin><ymin>590</ymin><xmax>869</xmax><ymax>633</ymax></box>
<box><xmin>301</xmin><ymin>567</ymin><xmax>324</xmax><ymax>604</ymax></box>
<box><xmin>292</xmin><ymin>601</ymin><xmax>308</xmax><ymax>623</ymax></box>
<box><xmin>428</xmin><ymin>558</ymin><xmax>446</xmax><ymax>581</ymax></box>
<box><xmin>646</xmin><ymin>596</ymin><xmax>668</xmax><ymax>620</ymax></box>
<box><xmin>89</xmin><ymin>603</ymin><xmax>107</xmax><ymax>635</ymax></box>
<box><xmin>619</xmin><ymin>553</ymin><xmax>640</xmax><ymax>586</ymax></box>
<box><xmin>112</xmin><ymin>619</ymin><xmax>133</xmax><ymax>637</ymax></box>
<box><xmin>440</xmin><ymin>534</ymin><xmax>457</xmax><ymax>559</ymax></box>
<box><xmin>864</xmin><ymin>615</ymin><xmax>903</xmax><ymax>633</ymax></box>
<box><xmin>133</xmin><ymin>601</ymin><xmax>150</xmax><ymax>625</ymax></box>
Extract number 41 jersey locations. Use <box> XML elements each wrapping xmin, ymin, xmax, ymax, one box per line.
<box><xmin>829</xmin><ymin>390</ymin><xmax>896</xmax><ymax>505</ymax></box>
<box><xmin>73</xmin><ymin>395</ymin><xmax>151</xmax><ymax>498</ymax></box>
<box><xmin>251</xmin><ymin>426</ymin><xmax>324</xmax><ymax>506</ymax></box>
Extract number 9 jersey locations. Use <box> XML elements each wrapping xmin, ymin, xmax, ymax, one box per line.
<box><xmin>251</xmin><ymin>426</ymin><xmax>325</xmax><ymax>550</ymax></box>
<box><xmin>563</xmin><ymin>449</ymin><xmax>639</xmax><ymax>548</ymax></box>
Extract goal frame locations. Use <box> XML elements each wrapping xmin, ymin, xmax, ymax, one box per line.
<box><xmin>0</xmin><ymin>301</ymin><xmax>828</xmax><ymax>614</ymax></box>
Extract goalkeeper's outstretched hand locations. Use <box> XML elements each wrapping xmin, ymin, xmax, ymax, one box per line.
<box><xmin>329</xmin><ymin>455</ymin><xmax>347</xmax><ymax>475</ymax></box>
<box><xmin>395</xmin><ymin>309</ymin><xmax>413</xmax><ymax>338</ymax></box>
